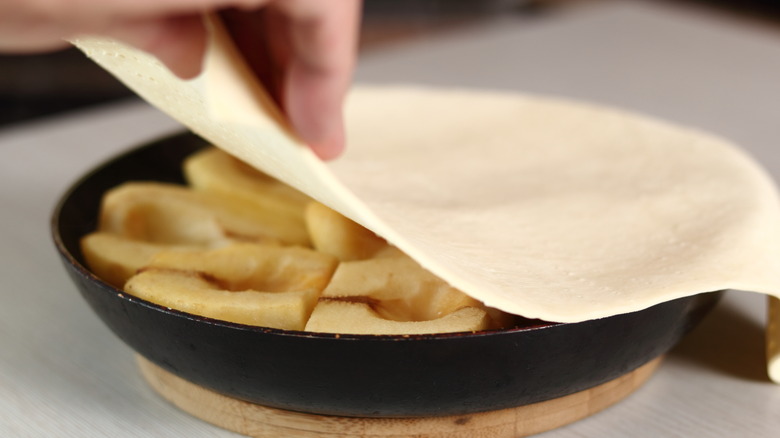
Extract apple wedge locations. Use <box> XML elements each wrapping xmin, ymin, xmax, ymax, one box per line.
<box><xmin>144</xmin><ymin>242</ymin><xmax>338</xmax><ymax>293</ymax></box>
<box><xmin>124</xmin><ymin>243</ymin><xmax>338</xmax><ymax>329</ymax></box>
<box><xmin>305</xmin><ymin>300</ymin><xmax>490</xmax><ymax>335</ymax></box>
<box><xmin>305</xmin><ymin>201</ymin><xmax>390</xmax><ymax>261</ymax></box>
<box><xmin>126</xmin><ymin>269</ymin><xmax>320</xmax><ymax>330</ymax></box>
<box><xmin>184</xmin><ymin>147</ymin><xmax>311</xmax><ymax>223</ymax></box>
<box><xmin>80</xmin><ymin>232</ymin><xmax>197</xmax><ymax>288</ymax></box>
<box><xmin>320</xmin><ymin>255</ymin><xmax>482</xmax><ymax>322</ymax></box>
<box><xmin>99</xmin><ymin>182</ymin><xmax>310</xmax><ymax>246</ymax></box>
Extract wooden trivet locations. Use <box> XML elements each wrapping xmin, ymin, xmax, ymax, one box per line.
<box><xmin>137</xmin><ymin>355</ymin><xmax>661</xmax><ymax>438</ymax></box>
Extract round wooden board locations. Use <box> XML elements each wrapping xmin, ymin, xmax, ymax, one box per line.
<box><xmin>137</xmin><ymin>355</ymin><xmax>661</xmax><ymax>438</ymax></box>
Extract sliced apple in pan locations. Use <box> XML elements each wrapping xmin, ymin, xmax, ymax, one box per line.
<box><xmin>144</xmin><ymin>242</ymin><xmax>338</xmax><ymax>293</ymax></box>
<box><xmin>124</xmin><ymin>242</ymin><xmax>338</xmax><ymax>330</ymax></box>
<box><xmin>80</xmin><ymin>232</ymin><xmax>198</xmax><ymax>288</ymax></box>
<box><xmin>305</xmin><ymin>201</ymin><xmax>390</xmax><ymax>261</ymax></box>
<box><xmin>126</xmin><ymin>269</ymin><xmax>320</xmax><ymax>330</ymax></box>
<box><xmin>304</xmin><ymin>254</ymin><xmax>498</xmax><ymax>334</ymax></box>
<box><xmin>98</xmin><ymin>182</ymin><xmax>310</xmax><ymax>246</ymax></box>
<box><xmin>184</xmin><ymin>147</ymin><xmax>311</xmax><ymax>224</ymax></box>
<box><xmin>305</xmin><ymin>300</ymin><xmax>490</xmax><ymax>335</ymax></box>
<box><xmin>320</xmin><ymin>255</ymin><xmax>482</xmax><ymax>322</ymax></box>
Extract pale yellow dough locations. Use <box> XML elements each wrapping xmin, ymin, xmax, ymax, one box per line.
<box><xmin>72</xmin><ymin>15</ymin><xmax>780</xmax><ymax>382</ymax></box>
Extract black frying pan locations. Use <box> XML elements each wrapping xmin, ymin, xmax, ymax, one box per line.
<box><xmin>51</xmin><ymin>132</ymin><xmax>721</xmax><ymax>417</ymax></box>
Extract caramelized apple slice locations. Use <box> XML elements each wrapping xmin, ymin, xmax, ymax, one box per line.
<box><xmin>99</xmin><ymin>182</ymin><xmax>310</xmax><ymax>246</ymax></box>
<box><xmin>145</xmin><ymin>242</ymin><xmax>338</xmax><ymax>293</ymax></box>
<box><xmin>305</xmin><ymin>300</ymin><xmax>490</xmax><ymax>335</ymax></box>
<box><xmin>184</xmin><ymin>147</ymin><xmax>311</xmax><ymax>223</ymax></box>
<box><xmin>126</xmin><ymin>269</ymin><xmax>320</xmax><ymax>330</ymax></box>
<box><xmin>321</xmin><ymin>255</ymin><xmax>482</xmax><ymax>322</ymax></box>
<box><xmin>124</xmin><ymin>243</ymin><xmax>338</xmax><ymax>329</ymax></box>
<box><xmin>305</xmin><ymin>201</ymin><xmax>389</xmax><ymax>261</ymax></box>
<box><xmin>80</xmin><ymin>232</ymin><xmax>197</xmax><ymax>288</ymax></box>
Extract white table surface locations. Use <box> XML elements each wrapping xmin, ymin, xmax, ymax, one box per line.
<box><xmin>2</xmin><ymin>1</ymin><xmax>779</xmax><ymax>436</ymax></box>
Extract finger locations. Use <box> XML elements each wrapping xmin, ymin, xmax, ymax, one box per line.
<box><xmin>104</xmin><ymin>15</ymin><xmax>208</xmax><ymax>79</ymax></box>
<box><xmin>220</xmin><ymin>8</ymin><xmax>287</xmax><ymax>105</ymax></box>
<box><xmin>0</xmin><ymin>0</ymin><xmax>270</xmax><ymax>55</ymax></box>
<box><xmin>286</xmin><ymin>59</ymin><xmax>348</xmax><ymax>160</ymax></box>
<box><xmin>272</xmin><ymin>0</ymin><xmax>361</xmax><ymax>159</ymax></box>
<box><xmin>20</xmin><ymin>0</ymin><xmax>269</xmax><ymax>22</ymax></box>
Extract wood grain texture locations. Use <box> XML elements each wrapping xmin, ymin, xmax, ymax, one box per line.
<box><xmin>768</xmin><ymin>296</ymin><xmax>780</xmax><ymax>382</ymax></box>
<box><xmin>136</xmin><ymin>356</ymin><xmax>662</xmax><ymax>438</ymax></box>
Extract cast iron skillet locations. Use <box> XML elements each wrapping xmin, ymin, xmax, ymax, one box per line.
<box><xmin>52</xmin><ymin>132</ymin><xmax>721</xmax><ymax>418</ymax></box>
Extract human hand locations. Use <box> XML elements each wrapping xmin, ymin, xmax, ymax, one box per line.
<box><xmin>0</xmin><ymin>0</ymin><xmax>361</xmax><ymax>159</ymax></box>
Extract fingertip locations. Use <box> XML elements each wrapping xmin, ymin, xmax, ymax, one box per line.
<box><xmin>284</xmin><ymin>68</ymin><xmax>348</xmax><ymax>160</ymax></box>
<box><xmin>291</xmin><ymin>110</ymin><xmax>347</xmax><ymax>161</ymax></box>
<box><xmin>288</xmin><ymin>95</ymin><xmax>346</xmax><ymax>160</ymax></box>
<box><xmin>165</xmin><ymin>44</ymin><xmax>205</xmax><ymax>79</ymax></box>
<box><xmin>309</xmin><ymin>129</ymin><xmax>346</xmax><ymax>160</ymax></box>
